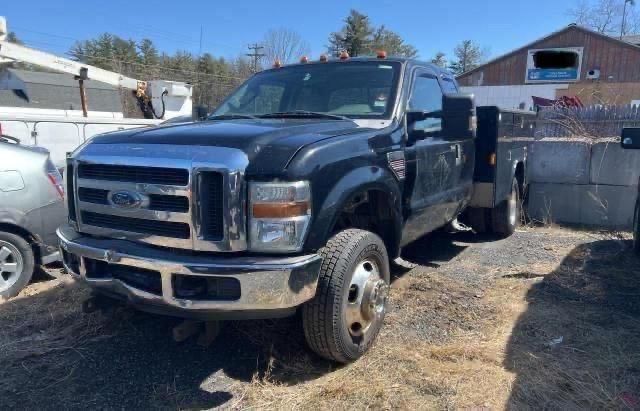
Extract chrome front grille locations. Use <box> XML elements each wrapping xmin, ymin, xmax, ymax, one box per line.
<box><xmin>81</xmin><ymin>211</ymin><xmax>192</xmax><ymax>239</ymax></box>
<box><xmin>71</xmin><ymin>144</ymin><xmax>249</xmax><ymax>252</ymax></box>
<box><xmin>78</xmin><ymin>187</ymin><xmax>190</xmax><ymax>212</ymax></box>
<box><xmin>77</xmin><ymin>163</ymin><xmax>189</xmax><ymax>185</ymax></box>
<box><xmin>196</xmin><ymin>171</ymin><xmax>224</xmax><ymax>240</ymax></box>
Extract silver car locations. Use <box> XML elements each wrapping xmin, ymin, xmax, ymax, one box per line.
<box><xmin>0</xmin><ymin>136</ymin><xmax>66</xmax><ymax>298</ymax></box>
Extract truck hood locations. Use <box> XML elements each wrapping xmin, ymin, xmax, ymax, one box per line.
<box><xmin>89</xmin><ymin>119</ymin><xmax>365</xmax><ymax>175</ymax></box>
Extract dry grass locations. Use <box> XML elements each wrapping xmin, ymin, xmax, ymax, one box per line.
<box><xmin>236</xmin><ymin>238</ymin><xmax>640</xmax><ymax>410</ymax></box>
<box><xmin>1</xmin><ymin>230</ymin><xmax>639</xmax><ymax>410</ymax></box>
<box><xmin>232</xmin><ymin>272</ymin><xmax>520</xmax><ymax>410</ymax></box>
<box><xmin>0</xmin><ymin>279</ymin><xmax>114</xmax><ymax>396</ymax></box>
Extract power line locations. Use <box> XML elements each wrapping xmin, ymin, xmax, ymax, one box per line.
<box><xmin>10</xmin><ymin>26</ymin><xmax>78</xmax><ymax>42</ymax></box>
<box><xmin>246</xmin><ymin>43</ymin><xmax>265</xmax><ymax>73</ymax></box>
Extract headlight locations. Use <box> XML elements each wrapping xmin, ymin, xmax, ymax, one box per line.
<box><xmin>248</xmin><ymin>181</ymin><xmax>311</xmax><ymax>252</ymax></box>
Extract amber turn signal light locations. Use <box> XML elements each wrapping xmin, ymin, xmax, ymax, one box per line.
<box><xmin>252</xmin><ymin>202</ymin><xmax>310</xmax><ymax>218</ymax></box>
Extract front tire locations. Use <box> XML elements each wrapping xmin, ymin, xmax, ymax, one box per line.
<box><xmin>302</xmin><ymin>229</ymin><xmax>390</xmax><ymax>363</ymax></box>
<box><xmin>0</xmin><ymin>232</ymin><xmax>35</xmax><ymax>299</ymax></box>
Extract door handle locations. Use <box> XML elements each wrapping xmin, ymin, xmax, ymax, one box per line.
<box><xmin>451</xmin><ymin>144</ymin><xmax>462</xmax><ymax>158</ymax></box>
<box><xmin>452</xmin><ymin>144</ymin><xmax>462</xmax><ymax>165</ymax></box>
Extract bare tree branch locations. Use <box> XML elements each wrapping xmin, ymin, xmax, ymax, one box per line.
<box><xmin>263</xmin><ymin>28</ymin><xmax>311</xmax><ymax>65</ymax></box>
<box><xmin>567</xmin><ymin>0</ymin><xmax>638</xmax><ymax>35</ymax></box>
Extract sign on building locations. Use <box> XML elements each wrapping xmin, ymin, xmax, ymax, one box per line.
<box><xmin>525</xmin><ymin>47</ymin><xmax>583</xmax><ymax>84</ymax></box>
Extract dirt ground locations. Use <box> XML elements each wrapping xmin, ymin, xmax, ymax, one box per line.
<box><xmin>1</xmin><ymin>226</ymin><xmax>639</xmax><ymax>410</ymax></box>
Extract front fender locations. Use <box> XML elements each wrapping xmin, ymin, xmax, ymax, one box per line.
<box><xmin>304</xmin><ymin>166</ymin><xmax>403</xmax><ymax>254</ymax></box>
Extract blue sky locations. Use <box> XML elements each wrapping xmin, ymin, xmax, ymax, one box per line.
<box><xmin>4</xmin><ymin>0</ymin><xmax>576</xmax><ymax>63</ymax></box>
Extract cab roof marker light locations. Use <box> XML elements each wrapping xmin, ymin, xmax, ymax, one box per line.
<box><xmin>273</xmin><ymin>59</ymin><xmax>282</xmax><ymax>68</ymax></box>
<box><xmin>300</xmin><ymin>56</ymin><xmax>309</xmax><ymax>63</ymax></box>
<box><xmin>319</xmin><ymin>54</ymin><xmax>328</xmax><ymax>63</ymax></box>
<box><xmin>376</xmin><ymin>50</ymin><xmax>387</xmax><ymax>59</ymax></box>
<box><xmin>339</xmin><ymin>50</ymin><xmax>350</xmax><ymax>60</ymax></box>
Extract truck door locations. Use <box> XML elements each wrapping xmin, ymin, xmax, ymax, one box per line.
<box><xmin>401</xmin><ymin>70</ymin><xmax>459</xmax><ymax>246</ymax></box>
<box><xmin>439</xmin><ymin>75</ymin><xmax>475</xmax><ymax>212</ymax></box>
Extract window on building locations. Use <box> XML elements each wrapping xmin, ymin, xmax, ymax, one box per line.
<box><xmin>526</xmin><ymin>47</ymin><xmax>583</xmax><ymax>83</ymax></box>
<box><xmin>532</xmin><ymin>50</ymin><xmax>580</xmax><ymax>70</ymax></box>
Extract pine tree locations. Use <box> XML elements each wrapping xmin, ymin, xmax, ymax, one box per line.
<box><xmin>328</xmin><ymin>10</ymin><xmax>373</xmax><ymax>57</ymax></box>
<box><xmin>449</xmin><ymin>40</ymin><xmax>484</xmax><ymax>75</ymax></box>
<box><xmin>430</xmin><ymin>52</ymin><xmax>447</xmax><ymax>68</ymax></box>
<box><xmin>95</xmin><ymin>33</ymin><xmax>115</xmax><ymax>69</ymax></box>
<box><xmin>138</xmin><ymin>39</ymin><xmax>159</xmax><ymax>66</ymax></box>
<box><xmin>370</xmin><ymin>26</ymin><xmax>418</xmax><ymax>58</ymax></box>
<box><xmin>328</xmin><ymin>10</ymin><xmax>417</xmax><ymax>58</ymax></box>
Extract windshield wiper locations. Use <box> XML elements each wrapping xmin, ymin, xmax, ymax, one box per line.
<box><xmin>258</xmin><ymin>110</ymin><xmax>349</xmax><ymax>120</ymax></box>
<box><xmin>208</xmin><ymin>113</ymin><xmax>258</xmax><ymax>120</ymax></box>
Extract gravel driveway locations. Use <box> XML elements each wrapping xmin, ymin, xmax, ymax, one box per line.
<box><xmin>0</xmin><ymin>227</ymin><xmax>634</xmax><ymax>409</ymax></box>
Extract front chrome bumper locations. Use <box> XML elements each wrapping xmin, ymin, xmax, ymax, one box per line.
<box><xmin>57</xmin><ymin>224</ymin><xmax>322</xmax><ymax>320</ymax></box>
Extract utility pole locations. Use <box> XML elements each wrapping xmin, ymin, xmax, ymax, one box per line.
<box><xmin>196</xmin><ymin>25</ymin><xmax>203</xmax><ymax>105</ymax></box>
<box><xmin>622</xmin><ymin>0</ymin><xmax>636</xmax><ymax>39</ymax></box>
<box><xmin>246</xmin><ymin>43</ymin><xmax>265</xmax><ymax>72</ymax></box>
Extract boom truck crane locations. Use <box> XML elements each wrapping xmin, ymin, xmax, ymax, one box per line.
<box><xmin>0</xmin><ymin>16</ymin><xmax>192</xmax><ymax>119</ymax></box>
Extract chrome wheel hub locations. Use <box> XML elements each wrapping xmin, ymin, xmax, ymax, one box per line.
<box><xmin>0</xmin><ymin>241</ymin><xmax>23</xmax><ymax>292</ymax></box>
<box><xmin>509</xmin><ymin>188</ymin><xmax>518</xmax><ymax>226</ymax></box>
<box><xmin>344</xmin><ymin>259</ymin><xmax>388</xmax><ymax>339</ymax></box>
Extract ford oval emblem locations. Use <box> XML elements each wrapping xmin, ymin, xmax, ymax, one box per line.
<box><xmin>109</xmin><ymin>190</ymin><xmax>142</xmax><ymax>209</ymax></box>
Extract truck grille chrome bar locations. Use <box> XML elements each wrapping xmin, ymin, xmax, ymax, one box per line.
<box><xmin>78</xmin><ymin>187</ymin><xmax>190</xmax><ymax>213</ymax></box>
<box><xmin>77</xmin><ymin>163</ymin><xmax>189</xmax><ymax>186</ymax></box>
<box><xmin>71</xmin><ymin>144</ymin><xmax>249</xmax><ymax>252</ymax></box>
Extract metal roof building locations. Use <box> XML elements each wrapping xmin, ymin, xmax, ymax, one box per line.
<box><xmin>457</xmin><ymin>25</ymin><xmax>640</xmax><ymax>109</ymax></box>
<box><xmin>0</xmin><ymin>68</ymin><xmax>122</xmax><ymax>112</ymax></box>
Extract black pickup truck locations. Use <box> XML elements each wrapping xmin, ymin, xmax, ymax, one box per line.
<box><xmin>58</xmin><ymin>57</ymin><xmax>530</xmax><ymax>363</ymax></box>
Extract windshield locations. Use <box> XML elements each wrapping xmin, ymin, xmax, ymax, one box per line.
<box><xmin>211</xmin><ymin>61</ymin><xmax>401</xmax><ymax>120</ymax></box>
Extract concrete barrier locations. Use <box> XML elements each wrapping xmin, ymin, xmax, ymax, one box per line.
<box><xmin>590</xmin><ymin>141</ymin><xmax>640</xmax><ymax>186</ymax></box>
<box><xmin>528</xmin><ymin>183</ymin><xmax>636</xmax><ymax>229</ymax></box>
<box><xmin>526</xmin><ymin>138</ymin><xmax>640</xmax><ymax>229</ymax></box>
<box><xmin>528</xmin><ymin>139</ymin><xmax>592</xmax><ymax>185</ymax></box>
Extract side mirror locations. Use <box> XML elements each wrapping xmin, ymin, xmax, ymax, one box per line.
<box><xmin>441</xmin><ymin>93</ymin><xmax>476</xmax><ymax>139</ymax></box>
<box><xmin>193</xmin><ymin>105</ymin><xmax>208</xmax><ymax>121</ymax></box>
<box><xmin>405</xmin><ymin>94</ymin><xmax>476</xmax><ymax>140</ymax></box>
<box><xmin>406</xmin><ymin>110</ymin><xmax>441</xmax><ymax>125</ymax></box>
<box><xmin>622</xmin><ymin>127</ymin><xmax>640</xmax><ymax>150</ymax></box>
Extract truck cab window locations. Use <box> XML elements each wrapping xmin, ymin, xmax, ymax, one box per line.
<box><xmin>220</xmin><ymin>83</ymin><xmax>285</xmax><ymax>115</ymax></box>
<box><xmin>408</xmin><ymin>74</ymin><xmax>443</xmax><ymax>133</ymax></box>
<box><xmin>441</xmin><ymin>77</ymin><xmax>458</xmax><ymax>94</ymax></box>
<box><xmin>212</xmin><ymin>62</ymin><xmax>401</xmax><ymax>120</ymax></box>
